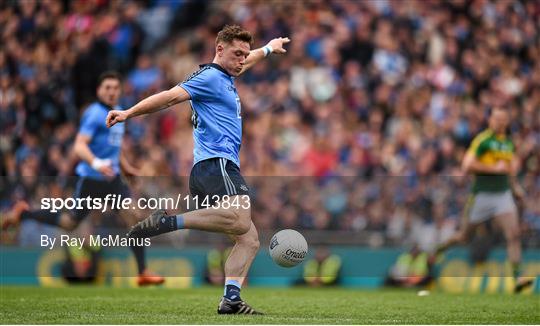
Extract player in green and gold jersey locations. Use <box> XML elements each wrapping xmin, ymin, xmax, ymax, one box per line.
<box><xmin>436</xmin><ymin>107</ymin><xmax>532</xmax><ymax>293</ymax></box>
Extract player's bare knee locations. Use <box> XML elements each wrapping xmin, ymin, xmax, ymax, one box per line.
<box><xmin>217</xmin><ymin>207</ymin><xmax>249</xmax><ymax>235</ymax></box>
<box><xmin>230</xmin><ymin>206</ymin><xmax>251</xmax><ymax>234</ymax></box>
<box><xmin>234</xmin><ymin>230</ymin><xmax>259</xmax><ymax>252</ymax></box>
<box><xmin>231</xmin><ymin>219</ymin><xmax>251</xmax><ymax>235</ymax></box>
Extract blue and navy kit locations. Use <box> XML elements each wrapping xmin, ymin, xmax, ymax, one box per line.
<box><xmin>75</xmin><ymin>102</ymin><xmax>125</xmax><ymax>178</ymax></box>
<box><xmin>179</xmin><ymin>63</ymin><xmax>243</xmax><ymax>168</ymax></box>
<box><xmin>180</xmin><ymin>63</ymin><xmax>249</xmax><ymax>199</ymax></box>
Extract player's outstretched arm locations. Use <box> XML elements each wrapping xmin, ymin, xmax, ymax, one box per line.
<box><xmin>106</xmin><ymin>86</ymin><xmax>190</xmax><ymax>128</ymax></box>
<box><xmin>240</xmin><ymin>37</ymin><xmax>290</xmax><ymax>75</ymax></box>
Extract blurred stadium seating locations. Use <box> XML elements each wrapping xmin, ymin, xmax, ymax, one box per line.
<box><xmin>0</xmin><ymin>0</ymin><xmax>539</xmax><ymax>254</ymax></box>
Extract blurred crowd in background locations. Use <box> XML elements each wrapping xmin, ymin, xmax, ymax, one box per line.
<box><xmin>0</xmin><ymin>0</ymin><xmax>539</xmax><ymax>248</ymax></box>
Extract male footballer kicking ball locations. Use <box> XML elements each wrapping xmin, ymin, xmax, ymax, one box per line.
<box><xmin>106</xmin><ymin>25</ymin><xmax>290</xmax><ymax>314</ymax></box>
<box><xmin>435</xmin><ymin>107</ymin><xmax>533</xmax><ymax>293</ymax></box>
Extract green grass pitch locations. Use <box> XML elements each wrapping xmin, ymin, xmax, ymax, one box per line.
<box><xmin>0</xmin><ymin>286</ymin><xmax>538</xmax><ymax>324</ymax></box>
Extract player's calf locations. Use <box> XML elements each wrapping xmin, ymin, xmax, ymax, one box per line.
<box><xmin>128</xmin><ymin>202</ymin><xmax>252</xmax><ymax>238</ymax></box>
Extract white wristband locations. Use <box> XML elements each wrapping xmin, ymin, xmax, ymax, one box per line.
<box><xmin>262</xmin><ymin>45</ymin><xmax>273</xmax><ymax>57</ymax></box>
<box><xmin>91</xmin><ymin>158</ymin><xmax>111</xmax><ymax>170</ymax></box>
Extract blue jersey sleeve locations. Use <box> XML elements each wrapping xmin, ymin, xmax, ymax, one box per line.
<box><xmin>179</xmin><ymin>68</ymin><xmax>216</xmax><ymax>101</ymax></box>
<box><xmin>78</xmin><ymin>107</ymin><xmax>101</xmax><ymax>138</ymax></box>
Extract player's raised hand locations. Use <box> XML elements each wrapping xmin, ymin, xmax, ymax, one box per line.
<box><xmin>106</xmin><ymin>110</ymin><xmax>128</xmax><ymax>128</ymax></box>
<box><xmin>267</xmin><ymin>37</ymin><xmax>290</xmax><ymax>54</ymax></box>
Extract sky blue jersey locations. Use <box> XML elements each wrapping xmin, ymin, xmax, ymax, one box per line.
<box><xmin>179</xmin><ymin>63</ymin><xmax>242</xmax><ymax>167</ymax></box>
<box><xmin>75</xmin><ymin>102</ymin><xmax>125</xmax><ymax>178</ymax></box>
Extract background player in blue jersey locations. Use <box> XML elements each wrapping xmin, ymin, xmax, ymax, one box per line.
<box><xmin>3</xmin><ymin>71</ymin><xmax>164</xmax><ymax>286</ymax></box>
<box><xmin>106</xmin><ymin>25</ymin><xmax>290</xmax><ymax>314</ymax></box>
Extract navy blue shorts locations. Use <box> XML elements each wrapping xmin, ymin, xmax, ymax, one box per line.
<box><xmin>72</xmin><ymin>176</ymin><xmax>130</xmax><ymax>222</ymax></box>
<box><xmin>189</xmin><ymin>158</ymin><xmax>250</xmax><ymax>200</ymax></box>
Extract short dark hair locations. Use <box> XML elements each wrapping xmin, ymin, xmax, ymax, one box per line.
<box><xmin>215</xmin><ymin>25</ymin><xmax>253</xmax><ymax>46</ymax></box>
<box><xmin>97</xmin><ymin>71</ymin><xmax>122</xmax><ymax>87</ymax></box>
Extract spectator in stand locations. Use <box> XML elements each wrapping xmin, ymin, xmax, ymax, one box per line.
<box><xmin>0</xmin><ymin>0</ymin><xmax>538</xmax><ymax>247</ymax></box>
